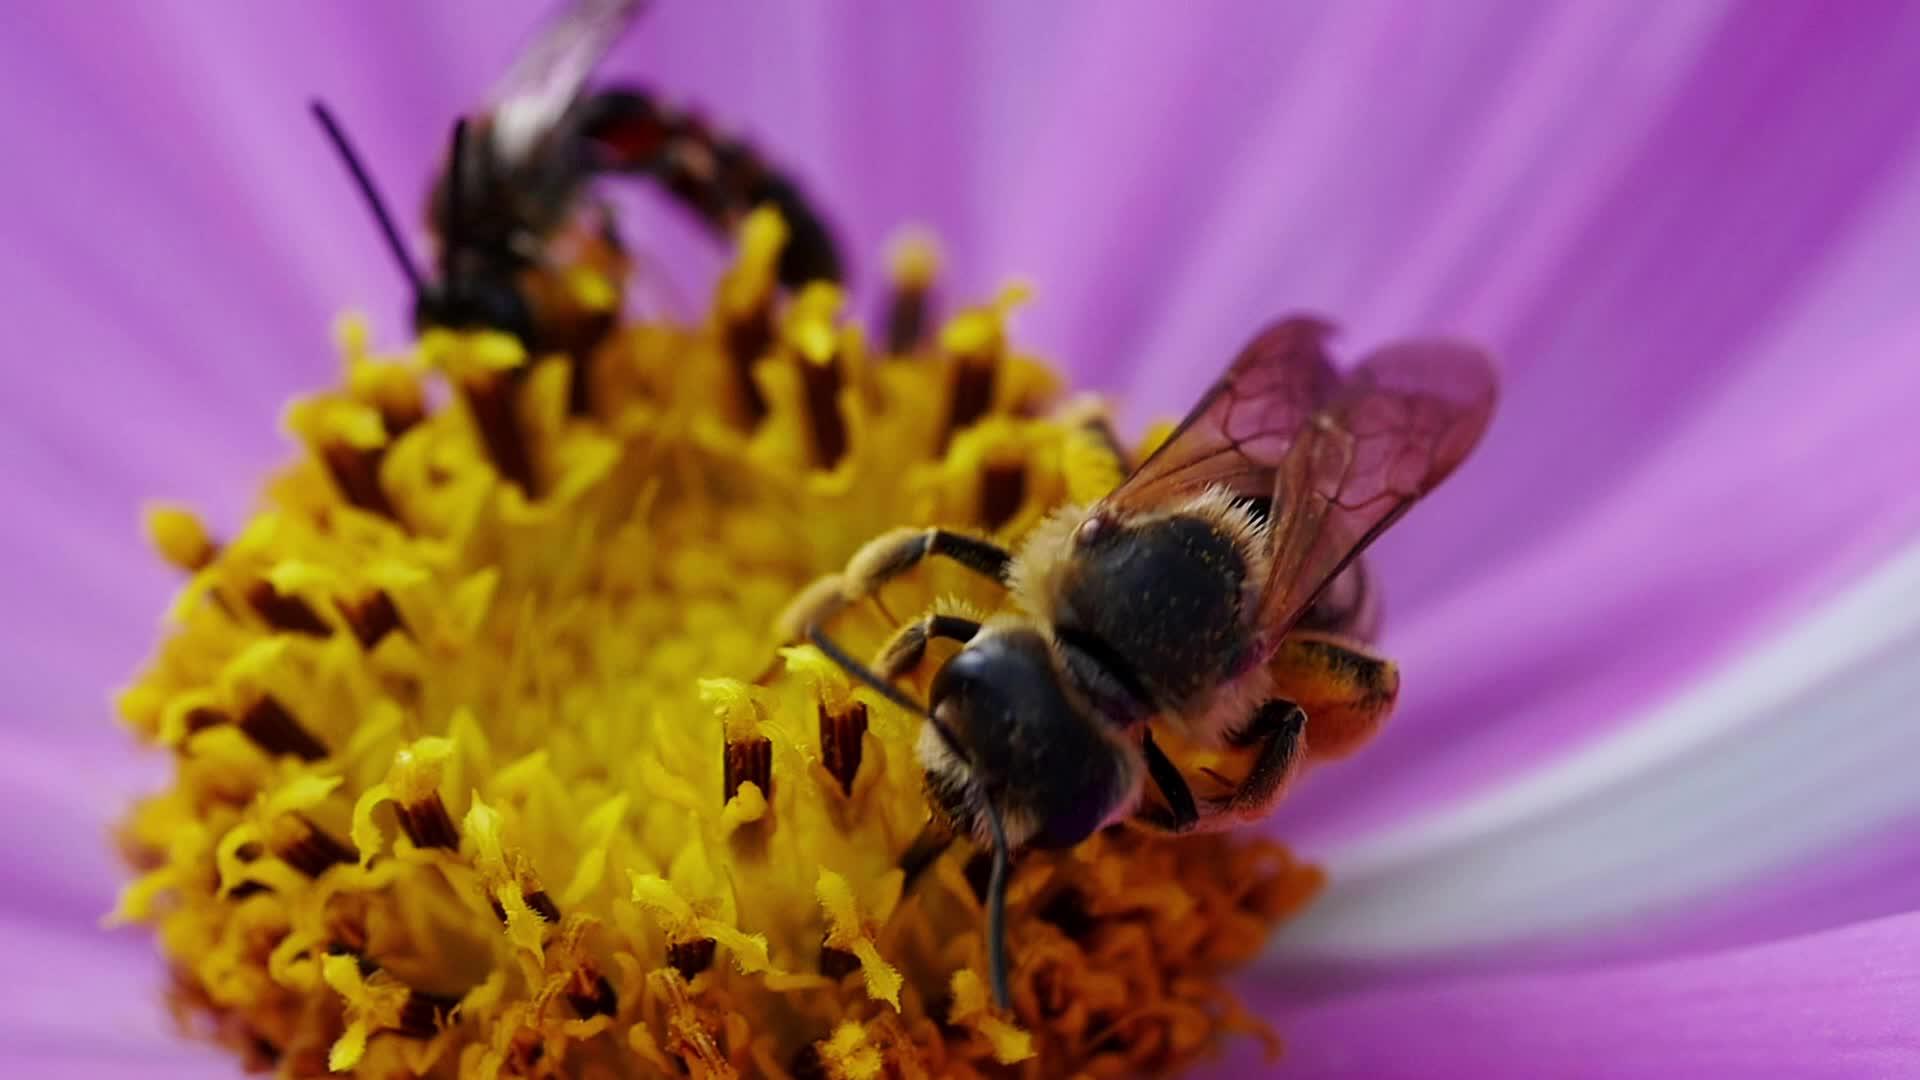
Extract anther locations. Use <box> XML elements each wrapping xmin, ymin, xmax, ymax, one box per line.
<box><xmin>337</xmin><ymin>589</ymin><xmax>405</xmax><ymax>649</ymax></box>
<box><xmin>883</xmin><ymin>231</ymin><xmax>941</xmax><ymax>355</ymax></box>
<box><xmin>939</xmin><ymin>328</ymin><xmax>1001</xmax><ymax>453</ymax></box>
<box><xmin>317</xmin><ymin>441</ymin><xmax>399</xmax><ymax>519</ymax></box>
<box><xmin>524</xmin><ymin>889</ymin><xmax>562</xmax><ymax>923</ymax></box>
<box><xmin>274</xmin><ymin>818</ymin><xmax>357</xmax><ymax>879</ymax></box>
<box><xmin>667</xmin><ymin>937</ymin><xmax>717</xmax><ymax>979</ymax></box>
<box><xmin>725</xmin><ymin>304</ymin><xmax>774</xmax><ymax>425</ymax></box>
<box><xmin>394</xmin><ymin>792</ymin><xmax>460</xmax><ymax>851</ymax></box>
<box><xmin>978</xmin><ymin>462</ymin><xmax>1028</xmax><ymax>531</ymax></box>
<box><xmin>238</xmin><ymin>696</ymin><xmax>329</xmax><ymax>762</ymax></box>
<box><xmin>817</xmin><ymin>701</ymin><xmax>868</xmax><ymax>797</ymax></box>
<box><xmin>819</xmin><ymin>935</ymin><xmax>862</xmax><ymax>980</ymax></box>
<box><xmin>566</xmin><ymin>969</ymin><xmax>620</xmax><ymax>1020</ymax></box>
<box><xmin>799</xmin><ymin>353</ymin><xmax>849</xmax><ymax>469</ymax></box>
<box><xmin>396</xmin><ymin>990</ymin><xmax>458</xmax><ymax>1039</ymax></box>
<box><xmin>722</xmin><ymin>735</ymin><xmax>774</xmax><ymax>804</ymax></box>
<box><xmin>246</xmin><ymin>580</ymin><xmax>333</xmax><ymax>638</ymax></box>
<box><xmin>458</xmin><ymin>370</ymin><xmax>540</xmax><ymax>497</ymax></box>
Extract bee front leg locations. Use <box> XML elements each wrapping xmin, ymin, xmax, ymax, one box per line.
<box><xmin>1134</xmin><ymin>728</ymin><xmax>1201</xmax><ymax>833</ymax></box>
<box><xmin>873</xmin><ymin>613</ymin><xmax>983</xmax><ymax>680</ymax></box>
<box><xmin>774</xmin><ymin>528</ymin><xmax>1012</xmax><ymax>644</ymax></box>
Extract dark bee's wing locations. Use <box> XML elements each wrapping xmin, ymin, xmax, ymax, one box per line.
<box><xmin>1101</xmin><ymin>317</ymin><xmax>1341</xmax><ymax>513</ymax></box>
<box><xmin>489</xmin><ymin>0</ymin><xmax>646</xmax><ymax>166</ymax></box>
<box><xmin>1253</xmin><ymin>340</ymin><xmax>1495</xmax><ymax>649</ymax></box>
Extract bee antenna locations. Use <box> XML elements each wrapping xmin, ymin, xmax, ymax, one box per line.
<box><xmin>980</xmin><ymin>797</ymin><xmax>1014</xmax><ymax>1012</ymax></box>
<box><xmin>806</xmin><ymin>625</ymin><xmax>936</xmax><ymax>720</ymax></box>
<box><xmin>447</xmin><ymin>117</ymin><xmax>472</xmax><ymax>252</ymax></box>
<box><xmin>309</xmin><ymin>100</ymin><xmax>425</xmax><ymax>295</ymax></box>
<box><xmin>806</xmin><ymin>622</ymin><xmax>1014</xmax><ymax>1010</ymax></box>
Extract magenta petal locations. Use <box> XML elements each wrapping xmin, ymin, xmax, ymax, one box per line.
<box><xmin>0</xmin><ymin>919</ymin><xmax>233</xmax><ymax>1074</ymax></box>
<box><xmin>1226</xmin><ymin>912</ymin><xmax>1920</xmax><ymax>1079</ymax></box>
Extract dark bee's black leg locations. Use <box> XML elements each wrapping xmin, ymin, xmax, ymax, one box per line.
<box><xmin>1137</xmin><ymin>729</ymin><xmax>1200</xmax><ymax>833</ymax></box>
<box><xmin>873</xmin><ymin>613</ymin><xmax>984</xmax><ymax>681</ymax></box>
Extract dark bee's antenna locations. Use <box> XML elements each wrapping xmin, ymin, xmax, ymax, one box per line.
<box><xmin>309</xmin><ymin>101</ymin><xmax>425</xmax><ymax>295</ymax></box>
<box><xmin>806</xmin><ymin>623</ymin><xmax>1016</xmax><ymax>1011</ymax></box>
<box><xmin>447</xmin><ymin>117</ymin><xmax>472</xmax><ymax>251</ymax></box>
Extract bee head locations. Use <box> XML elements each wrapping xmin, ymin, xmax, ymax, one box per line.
<box><xmin>414</xmin><ymin>270</ymin><xmax>537</xmax><ymax>346</ymax></box>
<box><xmin>920</xmin><ymin>627</ymin><xmax>1132</xmax><ymax>852</ymax></box>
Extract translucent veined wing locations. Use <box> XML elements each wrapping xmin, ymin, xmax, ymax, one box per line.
<box><xmin>1100</xmin><ymin>316</ymin><xmax>1341</xmax><ymax>513</ymax></box>
<box><xmin>488</xmin><ymin>0</ymin><xmax>646</xmax><ymax>166</ymax></box>
<box><xmin>1253</xmin><ymin>339</ymin><xmax>1495</xmax><ymax>650</ymax></box>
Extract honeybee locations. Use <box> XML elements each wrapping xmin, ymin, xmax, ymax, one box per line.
<box><xmin>312</xmin><ymin>0</ymin><xmax>842</xmax><ymax>361</ymax></box>
<box><xmin>783</xmin><ymin>316</ymin><xmax>1497</xmax><ymax>1008</ymax></box>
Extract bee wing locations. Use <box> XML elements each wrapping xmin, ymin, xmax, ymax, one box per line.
<box><xmin>1101</xmin><ymin>316</ymin><xmax>1342</xmax><ymax>512</ymax></box>
<box><xmin>488</xmin><ymin>0</ymin><xmax>646</xmax><ymax>166</ymax></box>
<box><xmin>1253</xmin><ymin>339</ymin><xmax>1495</xmax><ymax>650</ymax></box>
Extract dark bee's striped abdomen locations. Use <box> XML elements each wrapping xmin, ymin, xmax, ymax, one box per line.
<box><xmin>1055</xmin><ymin>514</ymin><xmax>1251</xmax><ymax>716</ymax></box>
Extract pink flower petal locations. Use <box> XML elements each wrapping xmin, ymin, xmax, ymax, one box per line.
<box><xmin>0</xmin><ymin>920</ymin><xmax>230</xmax><ymax>1073</ymax></box>
<box><xmin>1270</xmin><ymin>539</ymin><xmax>1920</xmax><ymax>972</ymax></box>
<box><xmin>1227</xmin><ymin>911</ymin><xmax>1920</xmax><ymax>1078</ymax></box>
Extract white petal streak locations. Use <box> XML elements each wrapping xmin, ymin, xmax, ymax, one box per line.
<box><xmin>1268</xmin><ymin>537</ymin><xmax>1920</xmax><ymax>963</ymax></box>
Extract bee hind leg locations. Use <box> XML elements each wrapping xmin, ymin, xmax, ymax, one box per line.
<box><xmin>1217</xmin><ymin>700</ymin><xmax>1308</xmax><ymax>824</ymax></box>
<box><xmin>1268</xmin><ymin>632</ymin><xmax>1399</xmax><ymax>761</ymax></box>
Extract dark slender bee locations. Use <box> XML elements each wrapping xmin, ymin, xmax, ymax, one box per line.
<box><xmin>784</xmin><ymin>316</ymin><xmax>1497</xmax><ymax>1008</ymax></box>
<box><xmin>313</xmin><ymin>0</ymin><xmax>842</xmax><ymax>362</ymax></box>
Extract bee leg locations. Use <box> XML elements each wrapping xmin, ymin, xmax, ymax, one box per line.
<box><xmin>1217</xmin><ymin>700</ymin><xmax>1308</xmax><ymax>823</ymax></box>
<box><xmin>873</xmin><ymin>613</ymin><xmax>983</xmax><ymax>680</ymax></box>
<box><xmin>898</xmin><ymin>818</ymin><xmax>956</xmax><ymax>892</ymax></box>
<box><xmin>844</xmin><ymin>527</ymin><xmax>1013</xmax><ymax>598</ymax></box>
<box><xmin>1135</xmin><ymin>728</ymin><xmax>1201</xmax><ymax>833</ymax></box>
<box><xmin>776</xmin><ymin>529</ymin><xmax>1012</xmax><ymax>646</ymax></box>
<box><xmin>1268</xmin><ymin>632</ymin><xmax>1399</xmax><ymax>761</ymax></box>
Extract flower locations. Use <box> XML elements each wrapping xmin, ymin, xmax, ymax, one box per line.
<box><xmin>111</xmin><ymin>213</ymin><xmax>1326</xmax><ymax>1075</ymax></box>
<box><xmin>9</xmin><ymin>1</ymin><xmax>1920</xmax><ymax>1076</ymax></box>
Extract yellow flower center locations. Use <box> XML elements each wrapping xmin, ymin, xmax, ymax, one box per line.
<box><xmin>113</xmin><ymin>210</ymin><xmax>1324</xmax><ymax>1077</ymax></box>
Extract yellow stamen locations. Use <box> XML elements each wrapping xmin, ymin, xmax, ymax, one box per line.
<box><xmin>115</xmin><ymin>211</ymin><xmax>1327</xmax><ymax>1076</ymax></box>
